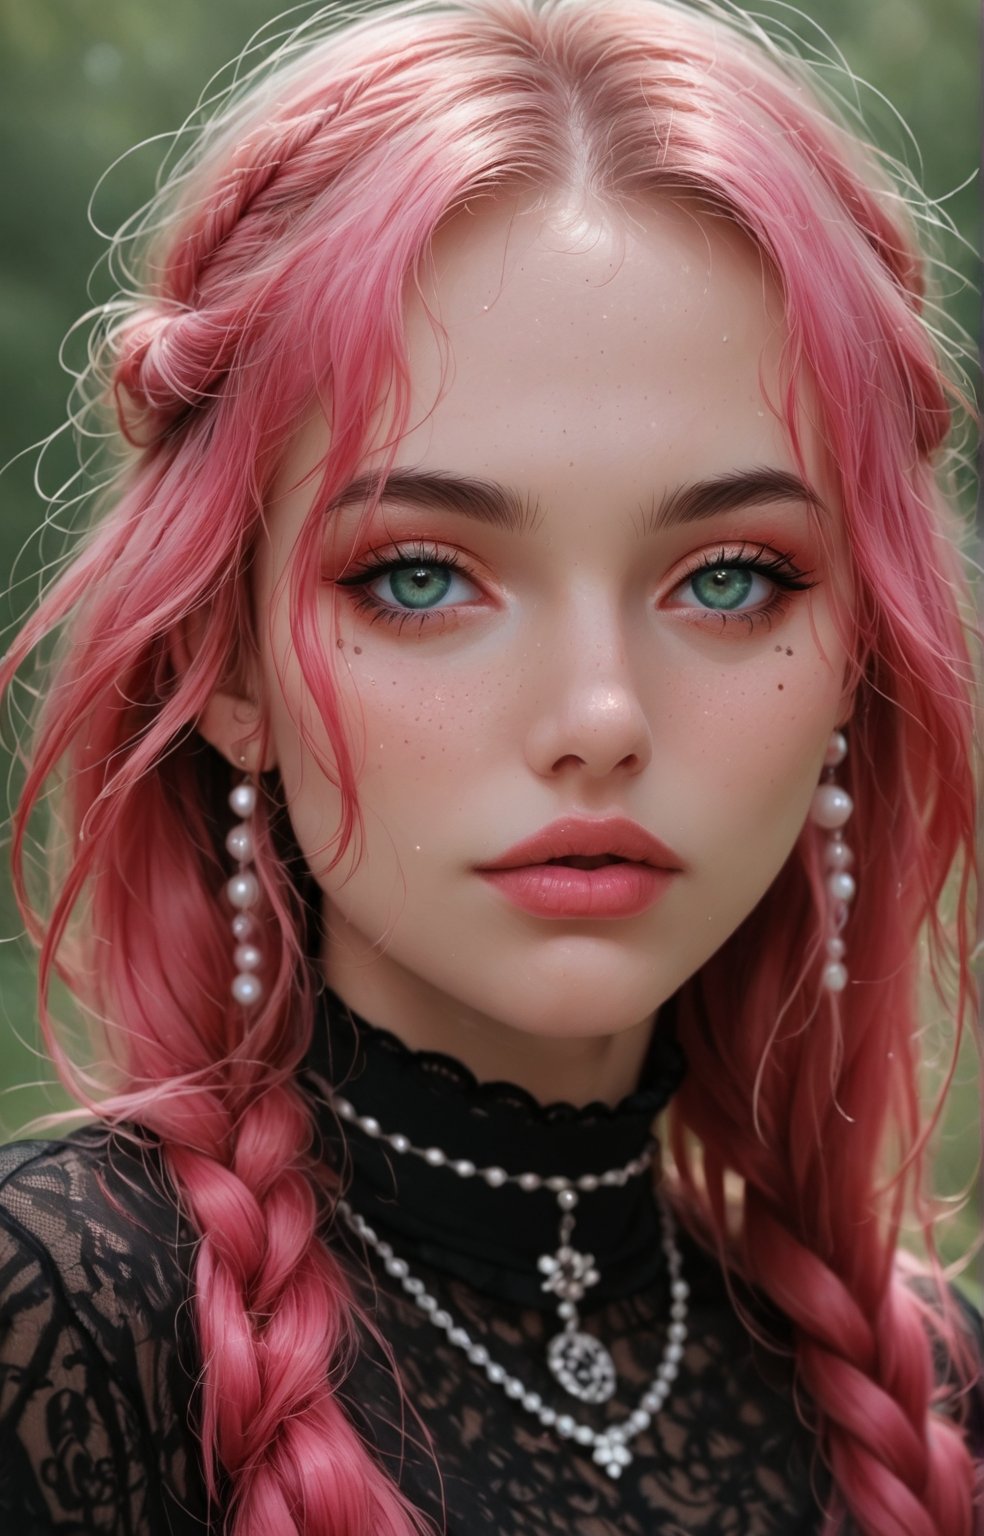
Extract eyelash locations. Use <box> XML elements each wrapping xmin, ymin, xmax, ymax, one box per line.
<box><xmin>333</xmin><ymin>540</ymin><xmax>818</xmax><ymax>635</ymax></box>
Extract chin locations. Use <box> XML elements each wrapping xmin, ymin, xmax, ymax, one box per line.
<box><xmin>473</xmin><ymin>974</ymin><xmax>671</xmax><ymax>1040</ymax></box>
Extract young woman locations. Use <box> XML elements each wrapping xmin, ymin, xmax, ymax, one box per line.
<box><xmin>0</xmin><ymin>1</ymin><xmax>981</xmax><ymax>1532</ymax></box>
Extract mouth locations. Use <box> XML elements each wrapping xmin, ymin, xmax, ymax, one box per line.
<box><xmin>478</xmin><ymin>852</ymin><xmax>676</xmax><ymax>919</ymax></box>
<box><xmin>480</xmin><ymin>817</ymin><xmax>683</xmax><ymax>875</ymax></box>
<box><xmin>542</xmin><ymin>854</ymin><xmax>634</xmax><ymax>869</ymax></box>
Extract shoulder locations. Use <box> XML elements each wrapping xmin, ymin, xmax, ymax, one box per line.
<box><xmin>0</xmin><ymin>1125</ymin><xmax>209</xmax><ymax>1533</ymax></box>
<box><xmin>0</xmin><ymin>1122</ymin><xmax>198</xmax><ymax>1328</ymax></box>
<box><xmin>0</xmin><ymin>1121</ymin><xmax>201</xmax><ymax>1399</ymax></box>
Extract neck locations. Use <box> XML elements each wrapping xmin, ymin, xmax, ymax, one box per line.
<box><xmin>303</xmin><ymin>986</ymin><xmax>689</xmax><ymax>1306</ymax></box>
<box><xmin>320</xmin><ymin>951</ymin><xmax>659</xmax><ymax>1109</ymax></box>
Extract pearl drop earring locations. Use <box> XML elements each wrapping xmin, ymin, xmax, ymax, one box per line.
<box><xmin>808</xmin><ymin>729</ymin><xmax>855</xmax><ymax>993</ymax></box>
<box><xmin>225</xmin><ymin>777</ymin><xmax>263</xmax><ymax>1007</ymax></box>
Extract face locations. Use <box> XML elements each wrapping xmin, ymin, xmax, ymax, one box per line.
<box><xmin>251</xmin><ymin>195</ymin><xmax>854</xmax><ymax>1057</ymax></box>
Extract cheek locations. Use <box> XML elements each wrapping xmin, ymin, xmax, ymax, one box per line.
<box><xmin>267</xmin><ymin>645</ymin><xmax>495</xmax><ymax>880</ymax></box>
<box><xmin>655</xmin><ymin>632</ymin><xmax>843</xmax><ymax>851</ymax></box>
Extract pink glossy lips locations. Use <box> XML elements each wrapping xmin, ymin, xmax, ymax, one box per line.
<box><xmin>477</xmin><ymin>816</ymin><xmax>682</xmax><ymax>919</ymax></box>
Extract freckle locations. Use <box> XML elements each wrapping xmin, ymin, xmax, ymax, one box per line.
<box><xmin>777</xmin><ymin>683</ymin><xmax>784</xmax><ymax>690</ymax></box>
<box><xmin>785</xmin><ymin>648</ymin><xmax>793</xmax><ymax>656</ymax></box>
<box><xmin>354</xmin><ymin>645</ymin><xmax>362</xmax><ymax>654</ymax></box>
<box><xmin>336</xmin><ymin>638</ymin><xmax>345</xmax><ymax>648</ymax></box>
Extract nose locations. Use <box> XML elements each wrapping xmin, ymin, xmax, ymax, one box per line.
<box><xmin>523</xmin><ymin>604</ymin><xmax>654</xmax><ymax>782</ymax></box>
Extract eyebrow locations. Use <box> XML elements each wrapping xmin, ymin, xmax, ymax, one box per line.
<box><xmin>327</xmin><ymin>464</ymin><xmax>825</xmax><ymax>535</ymax></box>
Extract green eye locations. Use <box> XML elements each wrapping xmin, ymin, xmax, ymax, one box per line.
<box><xmin>385</xmin><ymin>565</ymin><xmax>455</xmax><ymax>609</ymax></box>
<box><xmin>690</xmin><ymin>567</ymin><xmax>755</xmax><ymax>611</ymax></box>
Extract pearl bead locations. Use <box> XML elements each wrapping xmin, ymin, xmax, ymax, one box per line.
<box><xmin>226</xmin><ymin>871</ymin><xmax>259</xmax><ymax>909</ymax></box>
<box><xmin>822</xmin><ymin>961</ymin><xmax>849</xmax><ymax>992</ymax></box>
<box><xmin>231</xmin><ymin>913</ymin><xmax>253</xmax><ymax>940</ymax></box>
<box><xmin>453</xmin><ymin>1159</ymin><xmax>476</xmax><ymax>1177</ymax></box>
<box><xmin>360</xmin><ymin>1117</ymin><xmax>381</xmax><ymax>1137</ymax></box>
<box><xmin>484</xmin><ymin>1167</ymin><xmax>507</xmax><ymax>1187</ymax></box>
<box><xmin>546</xmin><ymin>1176</ymin><xmax>568</xmax><ymax>1192</ymax></box>
<box><xmin>824</xmin><ymin>730</ymin><xmax>848</xmax><ymax>768</ymax></box>
<box><xmin>826</xmin><ymin>936</ymin><xmax>846</xmax><ymax>960</ymax></box>
<box><xmin>629</xmin><ymin>1409</ymin><xmax>651</xmax><ymax>1432</ymax></box>
<box><xmin>809</xmin><ymin>783</ymin><xmax>853</xmax><ymax>830</ymax></box>
<box><xmin>486</xmin><ymin>1363</ymin><xmax>506</xmax><ymax>1385</ymax></box>
<box><xmin>505</xmin><ymin>1378</ymin><xmax>525</xmax><ymax>1400</ymax></box>
<box><xmin>555</xmin><ymin>1415</ymin><xmax>575</xmax><ymax>1437</ymax></box>
<box><xmin>579</xmin><ymin>1174</ymin><xmax>599</xmax><ymax>1191</ymax></box>
<box><xmin>228</xmin><ymin>782</ymin><xmax>257</xmax><ymax>818</ymax></box>
<box><xmin>825</xmin><ymin>839</ymin><xmax>854</xmax><ymax>871</ymax></box>
<box><xmin>424</xmin><ymin>1147</ymin><xmax>446</xmax><ymax>1166</ymax></box>
<box><xmin>449</xmin><ymin>1327</ymin><xmax>471</xmax><ymax>1348</ymax></box>
<box><xmin>518</xmin><ymin>1172</ymin><xmax>541</xmax><ymax>1190</ymax></box>
<box><xmin>388</xmin><ymin>1133</ymin><xmax>410</xmax><ymax>1152</ymax></box>
<box><xmin>574</xmin><ymin>1424</ymin><xmax>594</xmax><ymax>1444</ymax></box>
<box><xmin>231</xmin><ymin>972</ymin><xmax>263</xmax><ymax>1006</ymax></box>
<box><xmin>522</xmin><ymin>1391</ymin><xmax>542</xmax><ymax>1413</ymax></box>
<box><xmin>233</xmin><ymin>943</ymin><xmax>262</xmax><ymax>972</ymax></box>
<box><xmin>433</xmin><ymin>1310</ymin><xmax>453</xmax><ymax>1330</ymax></box>
<box><xmin>558</xmin><ymin>1189</ymin><xmax>579</xmax><ymax>1211</ymax></box>
<box><xmin>827</xmin><ymin>871</ymin><xmax>856</xmax><ymax>904</ymax></box>
<box><xmin>225</xmin><ymin>823</ymin><xmax>253</xmax><ymax>862</ymax></box>
<box><xmin>539</xmin><ymin>1405</ymin><xmax>557</xmax><ymax>1425</ymax></box>
<box><xmin>468</xmin><ymin>1344</ymin><xmax>489</xmax><ymax>1366</ymax></box>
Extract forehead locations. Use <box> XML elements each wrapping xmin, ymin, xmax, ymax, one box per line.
<box><xmin>385</xmin><ymin>193</ymin><xmax>815</xmax><ymax>494</ymax></box>
<box><xmin>271</xmin><ymin>192</ymin><xmax>836</xmax><ymax>538</ymax></box>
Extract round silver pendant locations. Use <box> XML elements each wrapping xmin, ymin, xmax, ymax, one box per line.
<box><xmin>546</xmin><ymin>1329</ymin><xmax>617</xmax><ymax>1404</ymax></box>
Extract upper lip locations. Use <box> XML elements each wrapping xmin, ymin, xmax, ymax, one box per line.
<box><xmin>478</xmin><ymin>816</ymin><xmax>684</xmax><ymax>872</ymax></box>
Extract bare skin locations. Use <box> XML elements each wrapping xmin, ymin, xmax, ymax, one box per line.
<box><xmin>200</xmin><ymin>194</ymin><xmax>854</xmax><ymax>1107</ymax></box>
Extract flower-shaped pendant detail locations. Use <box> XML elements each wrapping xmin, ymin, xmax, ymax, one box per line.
<box><xmin>593</xmin><ymin>1436</ymin><xmax>633</xmax><ymax>1477</ymax></box>
<box><xmin>537</xmin><ymin>1244</ymin><xmax>600</xmax><ymax>1305</ymax></box>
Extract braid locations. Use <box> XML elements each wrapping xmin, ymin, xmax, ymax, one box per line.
<box><xmin>167</xmin><ymin>1085</ymin><xmax>430</xmax><ymax>1533</ymax></box>
<box><xmin>141</xmin><ymin>784</ymin><xmax>442</xmax><ymax>1535</ymax></box>
<box><xmin>742</xmin><ymin>1196</ymin><xmax>974</xmax><ymax>1536</ymax></box>
<box><xmin>110</xmin><ymin>105</ymin><xmax>338</xmax><ymax>441</ymax></box>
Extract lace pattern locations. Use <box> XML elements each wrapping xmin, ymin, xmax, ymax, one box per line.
<box><xmin>2</xmin><ymin>1125</ymin><xmax>981</xmax><ymax>1534</ymax></box>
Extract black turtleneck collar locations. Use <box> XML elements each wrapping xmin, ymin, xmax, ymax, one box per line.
<box><xmin>301</xmin><ymin>988</ymin><xmax>688</xmax><ymax>1309</ymax></box>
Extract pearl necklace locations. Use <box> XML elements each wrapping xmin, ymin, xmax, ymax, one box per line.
<box><xmin>314</xmin><ymin>1078</ymin><xmax>689</xmax><ymax>1480</ymax></box>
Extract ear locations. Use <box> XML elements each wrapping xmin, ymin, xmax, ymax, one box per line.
<box><xmin>171</xmin><ymin>612</ymin><xmax>278</xmax><ymax>776</ymax></box>
<box><xmin>197</xmin><ymin>689</ymin><xmax>278</xmax><ymax>776</ymax></box>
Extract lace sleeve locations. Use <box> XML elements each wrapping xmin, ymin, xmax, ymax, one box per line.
<box><xmin>0</xmin><ymin>1130</ymin><xmax>211</xmax><ymax>1535</ymax></box>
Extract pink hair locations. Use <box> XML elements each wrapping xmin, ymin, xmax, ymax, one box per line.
<box><xmin>3</xmin><ymin>0</ymin><xmax>981</xmax><ymax>1531</ymax></box>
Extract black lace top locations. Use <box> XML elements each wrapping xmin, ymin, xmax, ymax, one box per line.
<box><xmin>1</xmin><ymin>989</ymin><xmax>981</xmax><ymax>1535</ymax></box>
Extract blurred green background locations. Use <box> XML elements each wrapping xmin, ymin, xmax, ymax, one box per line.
<box><xmin>0</xmin><ymin>1</ymin><xmax>981</xmax><ymax>1295</ymax></box>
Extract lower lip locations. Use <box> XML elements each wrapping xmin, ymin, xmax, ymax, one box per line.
<box><xmin>478</xmin><ymin>863</ymin><xmax>676</xmax><ymax>919</ymax></box>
